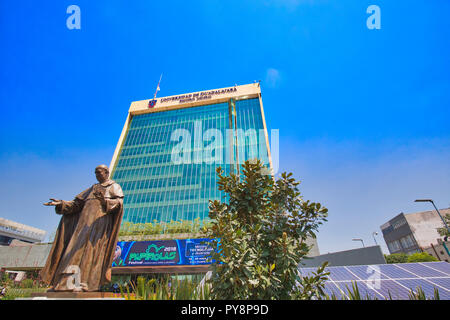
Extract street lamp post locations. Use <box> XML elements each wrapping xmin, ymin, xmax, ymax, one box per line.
<box><xmin>372</xmin><ymin>232</ymin><xmax>378</xmax><ymax>245</ymax></box>
<box><xmin>414</xmin><ymin>199</ymin><xmax>450</xmax><ymax>234</ymax></box>
<box><xmin>352</xmin><ymin>238</ymin><xmax>365</xmax><ymax>248</ymax></box>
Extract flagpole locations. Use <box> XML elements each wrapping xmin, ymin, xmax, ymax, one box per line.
<box><xmin>153</xmin><ymin>73</ymin><xmax>163</xmax><ymax>100</ymax></box>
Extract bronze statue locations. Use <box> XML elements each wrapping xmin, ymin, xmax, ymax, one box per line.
<box><xmin>40</xmin><ymin>165</ymin><xmax>124</xmax><ymax>292</ymax></box>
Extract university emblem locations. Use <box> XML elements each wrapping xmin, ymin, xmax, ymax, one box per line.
<box><xmin>148</xmin><ymin>99</ymin><xmax>157</xmax><ymax>108</ymax></box>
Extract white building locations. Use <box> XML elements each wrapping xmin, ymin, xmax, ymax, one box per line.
<box><xmin>0</xmin><ymin>218</ymin><xmax>46</xmax><ymax>246</ymax></box>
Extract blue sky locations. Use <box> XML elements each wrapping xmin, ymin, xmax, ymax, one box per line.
<box><xmin>1</xmin><ymin>1</ymin><xmax>449</xmax><ymax>254</ymax></box>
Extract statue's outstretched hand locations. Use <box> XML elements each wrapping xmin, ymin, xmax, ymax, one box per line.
<box><xmin>44</xmin><ymin>198</ymin><xmax>62</xmax><ymax>206</ymax></box>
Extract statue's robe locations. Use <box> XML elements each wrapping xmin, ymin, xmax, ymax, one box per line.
<box><xmin>40</xmin><ymin>179</ymin><xmax>124</xmax><ymax>292</ymax></box>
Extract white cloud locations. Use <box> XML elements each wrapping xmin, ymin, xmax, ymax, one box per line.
<box><xmin>265</xmin><ymin>68</ymin><xmax>281</xmax><ymax>88</ymax></box>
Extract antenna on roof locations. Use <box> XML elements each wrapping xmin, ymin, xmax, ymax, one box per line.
<box><xmin>153</xmin><ymin>73</ymin><xmax>163</xmax><ymax>99</ymax></box>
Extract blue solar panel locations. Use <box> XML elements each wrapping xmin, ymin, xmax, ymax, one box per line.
<box><xmin>323</xmin><ymin>282</ymin><xmax>346</xmax><ymax>299</ymax></box>
<box><xmin>428</xmin><ymin>277</ymin><xmax>450</xmax><ymax>287</ymax></box>
<box><xmin>327</xmin><ymin>267</ymin><xmax>355</xmax><ymax>281</ymax></box>
<box><xmin>397</xmin><ymin>279</ymin><xmax>450</xmax><ymax>299</ymax></box>
<box><xmin>396</xmin><ymin>263</ymin><xmax>448</xmax><ymax>277</ymax></box>
<box><xmin>345</xmin><ymin>265</ymin><xmax>383</xmax><ymax>281</ymax></box>
<box><xmin>422</xmin><ymin>261</ymin><xmax>450</xmax><ymax>274</ymax></box>
<box><xmin>298</xmin><ymin>267</ymin><xmax>325</xmax><ymax>278</ymax></box>
<box><xmin>375</xmin><ymin>279</ymin><xmax>412</xmax><ymax>299</ymax></box>
<box><xmin>334</xmin><ymin>281</ymin><xmax>384</xmax><ymax>300</ymax></box>
<box><xmin>298</xmin><ymin>261</ymin><xmax>450</xmax><ymax>300</ymax></box>
<box><xmin>373</xmin><ymin>264</ymin><xmax>416</xmax><ymax>279</ymax></box>
<box><xmin>427</xmin><ymin>277</ymin><xmax>450</xmax><ymax>299</ymax></box>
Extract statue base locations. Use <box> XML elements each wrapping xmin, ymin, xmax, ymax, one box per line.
<box><xmin>29</xmin><ymin>291</ymin><xmax>124</xmax><ymax>300</ymax></box>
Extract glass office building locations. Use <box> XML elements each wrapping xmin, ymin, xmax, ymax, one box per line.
<box><xmin>110</xmin><ymin>83</ymin><xmax>272</xmax><ymax>228</ymax></box>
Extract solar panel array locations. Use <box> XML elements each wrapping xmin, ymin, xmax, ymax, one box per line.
<box><xmin>298</xmin><ymin>261</ymin><xmax>450</xmax><ymax>300</ymax></box>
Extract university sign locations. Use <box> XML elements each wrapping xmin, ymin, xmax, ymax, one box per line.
<box><xmin>154</xmin><ymin>87</ymin><xmax>238</xmax><ymax>106</ymax></box>
<box><xmin>129</xmin><ymin>83</ymin><xmax>261</xmax><ymax>114</ymax></box>
<box><xmin>112</xmin><ymin>238</ymin><xmax>214</xmax><ymax>267</ymax></box>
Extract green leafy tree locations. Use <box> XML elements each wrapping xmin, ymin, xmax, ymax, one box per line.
<box><xmin>384</xmin><ymin>253</ymin><xmax>408</xmax><ymax>264</ymax></box>
<box><xmin>407</xmin><ymin>252</ymin><xmax>438</xmax><ymax>263</ymax></box>
<box><xmin>206</xmin><ymin>160</ymin><xmax>328</xmax><ymax>300</ymax></box>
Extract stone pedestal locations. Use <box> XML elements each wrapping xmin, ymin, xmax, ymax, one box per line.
<box><xmin>29</xmin><ymin>291</ymin><xmax>124</xmax><ymax>300</ymax></box>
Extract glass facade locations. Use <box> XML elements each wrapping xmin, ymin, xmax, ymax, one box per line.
<box><xmin>111</xmin><ymin>97</ymin><xmax>270</xmax><ymax>227</ymax></box>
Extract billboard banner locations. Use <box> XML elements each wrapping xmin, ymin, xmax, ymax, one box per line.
<box><xmin>112</xmin><ymin>238</ymin><xmax>214</xmax><ymax>267</ymax></box>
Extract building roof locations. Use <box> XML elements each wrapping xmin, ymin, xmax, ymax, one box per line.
<box><xmin>129</xmin><ymin>83</ymin><xmax>261</xmax><ymax>115</ymax></box>
<box><xmin>0</xmin><ymin>218</ymin><xmax>46</xmax><ymax>243</ymax></box>
<box><xmin>380</xmin><ymin>208</ymin><xmax>450</xmax><ymax>232</ymax></box>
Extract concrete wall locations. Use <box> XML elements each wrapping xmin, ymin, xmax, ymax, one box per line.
<box><xmin>406</xmin><ymin>209</ymin><xmax>449</xmax><ymax>249</ymax></box>
<box><xmin>299</xmin><ymin>245</ymin><xmax>386</xmax><ymax>268</ymax></box>
<box><xmin>423</xmin><ymin>240</ymin><xmax>450</xmax><ymax>263</ymax></box>
<box><xmin>305</xmin><ymin>237</ymin><xmax>320</xmax><ymax>257</ymax></box>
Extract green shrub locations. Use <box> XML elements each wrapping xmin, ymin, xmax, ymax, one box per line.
<box><xmin>206</xmin><ymin>160</ymin><xmax>329</xmax><ymax>300</ymax></box>
<box><xmin>0</xmin><ymin>287</ymin><xmax>47</xmax><ymax>300</ymax></box>
<box><xmin>119</xmin><ymin>218</ymin><xmax>212</xmax><ymax>238</ymax></box>
<box><xmin>20</xmin><ymin>279</ymin><xmax>34</xmax><ymax>289</ymax></box>
<box><xmin>119</xmin><ymin>275</ymin><xmax>210</xmax><ymax>300</ymax></box>
<box><xmin>385</xmin><ymin>253</ymin><xmax>408</xmax><ymax>264</ymax></box>
<box><xmin>407</xmin><ymin>252</ymin><xmax>438</xmax><ymax>263</ymax></box>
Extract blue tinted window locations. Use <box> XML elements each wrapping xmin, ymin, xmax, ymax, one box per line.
<box><xmin>112</xmin><ymin>98</ymin><xmax>270</xmax><ymax>227</ymax></box>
